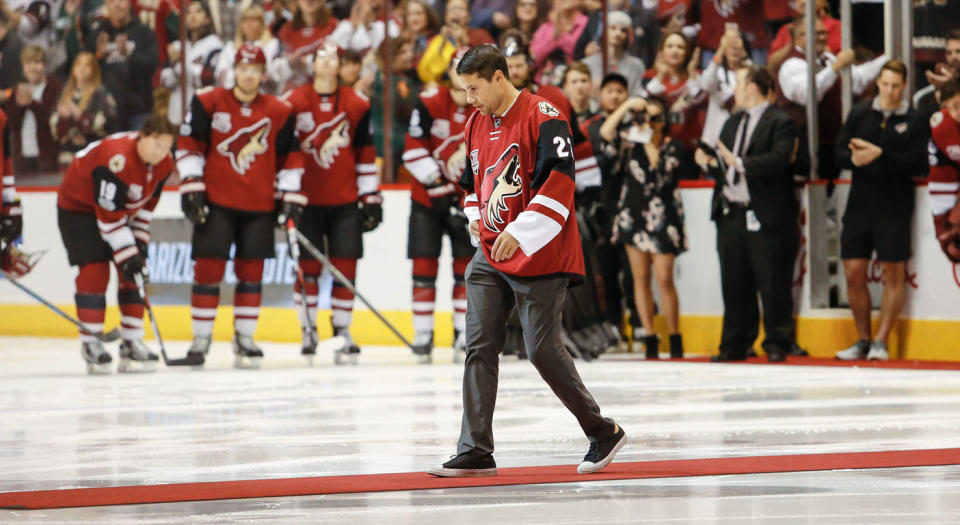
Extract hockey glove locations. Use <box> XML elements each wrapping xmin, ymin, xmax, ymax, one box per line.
<box><xmin>934</xmin><ymin>212</ymin><xmax>960</xmax><ymax>263</ymax></box>
<box><xmin>358</xmin><ymin>192</ymin><xmax>383</xmax><ymax>232</ymax></box>
<box><xmin>115</xmin><ymin>246</ymin><xmax>147</xmax><ymax>282</ymax></box>
<box><xmin>277</xmin><ymin>192</ymin><xmax>307</xmax><ymax>229</ymax></box>
<box><xmin>0</xmin><ymin>199</ymin><xmax>23</xmax><ymax>245</ymax></box>
<box><xmin>179</xmin><ymin>178</ymin><xmax>208</xmax><ymax>225</ymax></box>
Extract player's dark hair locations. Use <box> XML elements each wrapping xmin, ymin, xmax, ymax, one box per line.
<box><xmin>140</xmin><ymin>114</ymin><xmax>178</xmax><ymax>137</ymax></box>
<box><xmin>741</xmin><ymin>64</ymin><xmax>775</xmax><ymax>97</ymax></box>
<box><xmin>457</xmin><ymin>45</ymin><xmax>510</xmax><ymax>82</ymax></box>
<box><xmin>946</xmin><ymin>29</ymin><xmax>960</xmax><ymax>44</ymax></box>
<box><xmin>942</xmin><ymin>78</ymin><xmax>960</xmax><ymax>105</ymax></box>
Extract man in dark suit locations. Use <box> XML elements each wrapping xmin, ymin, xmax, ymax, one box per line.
<box><xmin>695</xmin><ymin>65</ymin><xmax>800</xmax><ymax>362</ymax></box>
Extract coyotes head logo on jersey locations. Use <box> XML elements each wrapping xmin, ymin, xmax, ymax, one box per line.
<box><xmin>482</xmin><ymin>143</ymin><xmax>523</xmax><ymax>233</ymax></box>
<box><xmin>302</xmin><ymin>112</ymin><xmax>350</xmax><ymax>169</ymax></box>
<box><xmin>217</xmin><ymin>117</ymin><xmax>271</xmax><ymax>174</ymax></box>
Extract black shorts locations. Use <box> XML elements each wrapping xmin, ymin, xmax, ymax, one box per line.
<box><xmin>192</xmin><ymin>204</ymin><xmax>276</xmax><ymax>260</ymax></box>
<box><xmin>407</xmin><ymin>202</ymin><xmax>475</xmax><ymax>259</ymax></box>
<box><xmin>840</xmin><ymin>218</ymin><xmax>912</xmax><ymax>262</ymax></box>
<box><xmin>299</xmin><ymin>203</ymin><xmax>363</xmax><ymax>259</ymax></box>
<box><xmin>58</xmin><ymin>208</ymin><xmax>113</xmax><ymax>266</ymax></box>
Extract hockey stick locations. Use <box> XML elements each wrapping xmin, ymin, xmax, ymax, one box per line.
<box><xmin>285</xmin><ymin>219</ymin><xmax>317</xmax><ymax>349</ymax></box>
<box><xmin>0</xmin><ymin>268</ymin><xmax>122</xmax><ymax>342</ymax></box>
<box><xmin>134</xmin><ymin>273</ymin><xmax>204</xmax><ymax>367</ymax></box>
<box><xmin>293</xmin><ymin>228</ymin><xmax>415</xmax><ymax>350</ymax></box>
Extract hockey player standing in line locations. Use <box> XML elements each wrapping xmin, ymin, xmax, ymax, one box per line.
<box><xmin>56</xmin><ymin>116</ymin><xmax>177</xmax><ymax>374</ymax></box>
<box><xmin>1</xmin><ymin>107</ymin><xmax>25</xmax><ymax>274</ymax></box>
<box><xmin>284</xmin><ymin>42</ymin><xmax>382</xmax><ymax>366</ymax></box>
<box><xmin>402</xmin><ymin>55</ymin><xmax>473</xmax><ymax>364</ymax></box>
<box><xmin>177</xmin><ymin>45</ymin><xmax>305</xmax><ymax>369</ymax></box>
<box><xmin>428</xmin><ymin>45</ymin><xmax>625</xmax><ymax>477</ymax></box>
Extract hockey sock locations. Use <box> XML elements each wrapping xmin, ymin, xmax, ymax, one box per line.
<box><xmin>296</xmin><ymin>259</ymin><xmax>323</xmax><ymax>331</ymax></box>
<box><xmin>328</xmin><ymin>257</ymin><xmax>356</xmax><ymax>330</ymax></box>
<box><xmin>412</xmin><ymin>258</ymin><xmax>439</xmax><ymax>335</ymax></box>
<box><xmin>191</xmin><ymin>258</ymin><xmax>226</xmax><ymax>337</ymax></box>
<box><xmin>233</xmin><ymin>258</ymin><xmax>264</xmax><ymax>337</ymax></box>
<box><xmin>452</xmin><ymin>256</ymin><xmax>469</xmax><ymax>333</ymax></box>
<box><xmin>75</xmin><ymin>262</ymin><xmax>110</xmax><ymax>343</ymax></box>
<box><xmin>117</xmin><ymin>279</ymin><xmax>145</xmax><ymax>340</ymax></box>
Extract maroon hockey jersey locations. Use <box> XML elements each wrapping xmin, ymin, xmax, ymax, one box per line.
<box><xmin>1</xmin><ymin>108</ymin><xmax>15</xmax><ymax>216</ymax></box>
<box><xmin>177</xmin><ymin>87</ymin><xmax>303</xmax><ymax>212</ymax></box>
<box><xmin>460</xmin><ymin>90</ymin><xmax>585</xmax><ymax>281</ymax></box>
<box><xmin>403</xmin><ymin>85</ymin><xmax>470</xmax><ymax>208</ymax></box>
<box><xmin>285</xmin><ymin>84</ymin><xmax>378</xmax><ymax>206</ymax></box>
<box><xmin>57</xmin><ymin>132</ymin><xmax>173</xmax><ymax>260</ymax></box>
<box><xmin>532</xmin><ymin>83</ymin><xmax>601</xmax><ymax>190</ymax></box>
<box><xmin>929</xmin><ymin>109</ymin><xmax>960</xmax><ymax>218</ymax></box>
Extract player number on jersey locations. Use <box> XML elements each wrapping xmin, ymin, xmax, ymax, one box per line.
<box><xmin>553</xmin><ymin>136</ymin><xmax>574</xmax><ymax>158</ymax></box>
<box><xmin>99</xmin><ymin>180</ymin><xmax>118</xmax><ymax>203</ymax></box>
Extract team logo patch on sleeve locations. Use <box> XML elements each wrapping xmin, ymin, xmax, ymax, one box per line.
<box><xmin>212</xmin><ymin>112</ymin><xmax>232</xmax><ymax>133</ymax></box>
<box><xmin>931</xmin><ymin>111</ymin><xmax>944</xmax><ymax>128</ymax></box>
<box><xmin>538</xmin><ymin>101</ymin><xmax>560</xmax><ymax>118</ymax></box>
<box><xmin>109</xmin><ymin>154</ymin><xmax>126</xmax><ymax>173</ymax></box>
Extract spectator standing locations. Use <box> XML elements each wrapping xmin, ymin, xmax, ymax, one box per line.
<box><xmin>131</xmin><ymin>0</ymin><xmax>178</xmax><ymax>85</ymax></box>
<box><xmin>625</xmin><ymin>0</ymin><xmax>661</xmax><ymax>69</ymax></box>
<box><xmin>834</xmin><ymin>61</ymin><xmax>926</xmax><ymax>361</ymax></box>
<box><xmin>507</xmin><ymin>0</ymin><xmax>544</xmax><ymax>44</ymax></box>
<box><xmin>529</xmin><ymin>0</ymin><xmax>587</xmax><ymax>86</ymax></box>
<box><xmin>215</xmin><ymin>4</ymin><xmax>282</xmax><ymax>94</ymax></box>
<box><xmin>274</xmin><ymin>0</ymin><xmax>339</xmax><ymax>92</ymax></box>
<box><xmin>469</xmin><ymin>0</ymin><xmax>513</xmax><ymax>40</ymax></box>
<box><xmin>643</xmin><ymin>30</ymin><xmax>704</xmax><ymax>178</ymax></box>
<box><xmin>159</xmin><ymin>1</ymin><xmax>223</xmax><ymax>126</ymax></box>
<box><xmin>698</xmin><ymin>0</ymin><xmax>768</xmax><ymax>66</ymax></box>
<box><xmin>5</xmin><ymin>0</ymin><xmax>71</xmax><ymax>76</ymax></box>
<box><xmin>417</xmin><ymin>0</ymin><xmax>493</xmax><ymax>85</ymax></box>
<box><xmin>777</xmin><ymin>16</ymin><xmax>887</xmax><ymax>182</ymax></box>
<box><xmin>768</xmin><ymin>0</ymin><xmax>842</xmax><ymax>73</ymax></box>
<box><xmin>562</xmin><ymin>62</ymin><xmax>596</xmax><ymax>122</ymax></box>
<box><xmin>581</xmin><ymin>10</ymin><xmax>645</xmax><ymax>97</ymax></box>
<box><xmin>699</xmin><ymin>29</ymin><xmax>750</xmax><ymax>151</ymax></box>
<box><xmin>0</xmin><ymin>9</ymin><xmax>26</xmax><ymax>105</ymax></box>
<box><xmin>5</xmin><ymin>45</ymin><xmax>61</xmax><ymax>176</ymax></box>
<box><xmin>400</xmin><ymin>0</ymin><xmax>440</xmax><ymax>67</ymax></box>
<box><xmin>914</xmin><ymin>29</ymin><xmax>960</xmax><ymax>128</ymax></box>
<box><xmin>50</xmin><ymin>52</ymin><xmax>118</xmax><ymax>168</ymax></box>
<box><xmin>599</xmin><ymin>95</ymin><xmax>686</xmax><ymax>359</ymax></box>
<box><xmin>371</xmin><ymin>38</ymin><xmax>422</xmax><ymax>180</ymax></box>
<box><xmin>85</xmin><ymin>0</ymin><xmax>158</xmax><ymax>131</ymax></box>
<box><xmin>328</xmin><ymin>0</ymin><xmax>400</xmax><ymax>54</ymax></box>
<box><xmin>694</xmin><ymin>65</ymin><xmax>799</xmax><ymax>363</ymax></box>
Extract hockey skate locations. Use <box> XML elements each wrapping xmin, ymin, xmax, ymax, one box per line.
<box><xmin>333</xmin><ymin>326</ymin><xmax>360</xmax><ymax>366</ymax></box>
<box><xmin>232</xmin><ymin>332</ymin><xmax>264</xmax><ymax>369</ymax></box>
<box><xmin>185</xmin><ymin>335</ymin><xmax>211</xmax><ymax>368</ymax></box>
<box><xmin>118</xmin><ymin>339</ymin><xmax>159</xmax><ymax>373</ymax></box>
<box><xmin>82</xmin><ymin>341</ymin><xmax>112</xmax><ymax>375</ymax></box>
<box><xmin>301</xmin><ymin>327</ymin><xmax>318</xmax><ymax>366</ymax></box>
<box><xmin>412</xmin><ymin>331</ymin><xmax>433</xmax><ymax>365</ymax></box>
<box><xmin>452</xmin><ymin>329</ymin><xmax>467</xmax><ymax>364</ymax></box>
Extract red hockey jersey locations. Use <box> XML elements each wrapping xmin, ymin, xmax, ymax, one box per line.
<box><xmin>460</xmin><ymin>90</ymin><xmax>585</xmax><ymax>282</ymax></box>
<box><xmin>402</xmin><ymin>85</ymin><xmax>470</xmax><ymax>208</ymax></box>
<box><xmin>929</xmin><ymin>109</ymin><xmax>960</xmax><ymax>218</ymax></box>
<box><xmin>1</xmin><ymin>109</ymin><xmax>15</xmax><ymax>216</ymax></box>
<box><xmin>177</xmin><ymin>87</ymin><xmax>303</xmax><ymax>212</ymax></box>
<box><xmin>532</xmin><ymin>83</ymin><xmax>601</xmax><ymax>190</ymax></box>
<box><xmin>57</xmin><ymin>132</ymin><xmax>173</xmax><ymax>260</ymax></box>
<box><xmin>285</xmin><ymin>84</ymin><xmax>377</xmax><ymax>206</ymax></box>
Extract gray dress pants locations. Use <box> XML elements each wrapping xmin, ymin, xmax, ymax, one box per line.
<box><xmin>457</xmin><ymin>249</ymin><xmax>617</xmax><ymax>455</ymax></box>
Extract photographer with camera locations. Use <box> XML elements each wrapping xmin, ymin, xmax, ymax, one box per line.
<box><xmin>599</xmin><ymin>95</ymin><xmax>686</xmax><ymax>359</ymax></box>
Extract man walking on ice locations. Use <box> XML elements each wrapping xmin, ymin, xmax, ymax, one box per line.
<box><xmin>428</xmin><ymin>45</ymin><xmax>626</xmax><ymax>478</ymax></box>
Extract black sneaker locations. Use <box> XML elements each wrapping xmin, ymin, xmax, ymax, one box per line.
<box><xmin>578</xmin><ymin>425</ymin><xmax>627</xmax><ymax>474</ymax></box>
<box><xmin>426</xmin><ymin>450</ymin><xmax>497</xmax><ymax>477</ymax></box>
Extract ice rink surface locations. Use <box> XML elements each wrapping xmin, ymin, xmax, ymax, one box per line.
<box><xmin>2</xmin><ymin>336</ymin><xmax>960</xmax><ymax>523</ymax></box>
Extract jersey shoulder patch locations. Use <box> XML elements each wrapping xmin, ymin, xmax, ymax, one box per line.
<box><xmin>538</xmin><ymin>101</ymin><xmax>560</xmax><ymax>118</ymax></box>
<box><xmin>931</xmin><ymin>111</ymin><xmax>944</xmax><ymax>129</ymax></box>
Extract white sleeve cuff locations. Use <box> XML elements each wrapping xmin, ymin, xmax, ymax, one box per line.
<box><xmin>176</xmin><ymin>153</ymin><xmax>205</xmax><ymax>178</ymax></box>
<box><xmin>276</xmin><ymin>168</ymin><xmax>304</xmax><ymax>192</ymax></box>
<box><xmin>504</xmin><ymin>210</ymin><xmax>563</xmax><ymax>257</ymax></box>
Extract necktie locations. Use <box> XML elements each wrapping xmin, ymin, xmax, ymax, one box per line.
<box><xmin>733</xmin><ymin>113</ymin><xmax>750</xmax><ymax>184</ymax></box>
